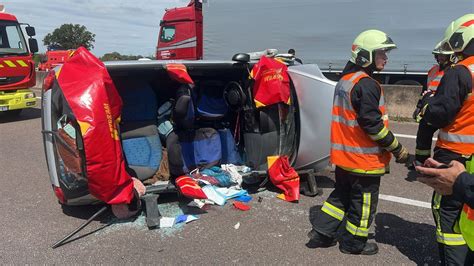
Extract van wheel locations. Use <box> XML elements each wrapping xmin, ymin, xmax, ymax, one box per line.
<box><xmin>394</xmin><ymin>80</ymin><xmax>422</xmax><ymax>86</ymax></box>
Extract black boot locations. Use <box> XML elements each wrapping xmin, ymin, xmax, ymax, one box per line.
<box><xmin>339</xmin><ymin>242</ymin><xmax>378</xmax><ymax>255</ymax></box>
<box><xmin>306</xmin><ymin>229</ymin><xmax>337</xmax><ymax>248</ymax></box>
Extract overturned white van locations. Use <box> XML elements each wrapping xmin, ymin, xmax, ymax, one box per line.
<box><xmin>41</xmin><ymin>48</ymin><xmax>335</xmax><ymax>206</ymax></box>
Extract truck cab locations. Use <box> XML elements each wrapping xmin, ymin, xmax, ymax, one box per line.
<box><xmin>0</xmin><ymin>5</ymin><xmax>38</xmax><ymax>116</ymax></box>
<box><xmin>156</xmin><ymin>0</ymin><xmax>203</xmax><ymax>60</ymax></box>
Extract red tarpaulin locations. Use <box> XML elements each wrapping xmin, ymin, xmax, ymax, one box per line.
<box><xmin>250</xmin><ymin>56</ymin><xmax>290</xmax><ymax>108</ymax></box>
<box><xmin>56</xmin><ymin>47</ymin><xmax>133</xmax><ymax>204</ymax></box>
<box><xmin>267</xmin><ymin>155</ymin><xmax>300</xmax><ymax>202</ymax></box>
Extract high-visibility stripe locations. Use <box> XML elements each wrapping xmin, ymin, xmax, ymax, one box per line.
<box><xmin>369</xmin><ymin>126</ymin><xmax>389</xmax><ymax>141</ymax></box>
<box><xmin>415</xmin><ymin>149</ymin><xmax>431</xmax><ymax>156</ymax></box>
<box><xmin>339</xmin><ymin>166</ymin><xmax>386</xmax><ymax>175</ymax></box>
<box><xmin>332</xmin><ymin>115</ymin><xmax>358</xmax><ymax>127</ymax></box>
<box><xmin>360</xmin><ymin>193</ymin><xmax>371</xmax><ymax>228</ymax></box>
<box><xmin>432</xmin><ymin>193</ymin><xmax>466</xmax><ymax>245</ymax></box>
<box><xmin>321</xmin><ymin>201</ymin><xmax>345</xmax><ymax>221</ymax></box>
<box><xmin>16</xmin><ymin>60</ymin><xmax>28</xmax><ymax>67</ymax></box>
<box><xmin>386</xmin><ymin>138</ymin><xmax>399</xmax><ymax>152</ymax></box>
<box><xmin>346</xmin><ymin>221</ymin><xmax>369</xmax><ymax>237</ymax></box>
<box><xmin>436</xmin><ymin>232</ymin><xmax>466</xmax><ymax>245</ymax></box>
<box><xmin>438</xmin><ymin>130</ymin><xmax>474</xmax><ymax>144</ymax></box>
<box><xmin>331</xmin><ymin>143</ymin><xmax>382</xmax><ymax>154</ymax></box>
<box><xmin>3</xmin><ymin>60</ymin><xmax>16</xmax><ymax>67</ymax></box>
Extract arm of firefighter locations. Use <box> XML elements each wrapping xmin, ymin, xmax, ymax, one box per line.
<box><xmin>351</xmin><ymin>79</ymin><xmax>402</xmax><ymax>153</ymax></box>
<box><xmin>422</xmin><ymin>66</ymin><xmax>472</xmax><ymax>128</ymax></box>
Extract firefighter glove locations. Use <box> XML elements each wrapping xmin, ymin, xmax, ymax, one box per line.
<box><xmin>393</xmin><ymin>146</ymin><xmax>413</xmax><ymax>164</ymax></box>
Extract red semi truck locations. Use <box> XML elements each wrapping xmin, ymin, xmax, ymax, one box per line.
<box><xmin>0</xmin><ymin>5</ymin><xmax>39</xmax><ymax>116</ymax></box>
<box><xmin>155</xmin><ymin>0</ymin><xmax>473</xmax><ymax>87</ymax></box>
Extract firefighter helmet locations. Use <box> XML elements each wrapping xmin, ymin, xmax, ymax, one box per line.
<box><xmin>443</xmin><ymin>14</ymin><xmax>474</xmax><ymax>42</ymax></box>
<box><xmin>350</xmin><ymin>29</ymin><xmax>397</xmax><ymax>68</ymax></box>
<box><xmin>448</xmin><ymin>20</ymin><xmax>474</xmax><ymax>54</ymax></box>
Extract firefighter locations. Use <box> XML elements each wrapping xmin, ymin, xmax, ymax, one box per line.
<box><xmin>416</xmin><ymin>14</ymin><xmax>474</xmax><ymax>265</ymax></box>
<box><xmin>413</xmin><ymin>40</ymin><xmax>456</xmax><ymax>164</ymax></box>
<box><xmin>416</xmin><ymin>158</ymin><xmax>474</xmax><ymax>263</ymax></box>
<box><xmin>307</xmin><ymin>29</ymin><xmax>412</xmax><ymax>255</ymax></box>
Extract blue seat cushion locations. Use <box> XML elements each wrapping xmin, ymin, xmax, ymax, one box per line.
<box><xmin>121</xmin><ymin>123</ymin><xmax>162</xmax><ymax>180</ymax></box>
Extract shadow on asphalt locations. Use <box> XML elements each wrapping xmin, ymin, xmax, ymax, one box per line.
<box><xmin>375</xmin><ymin>213</ymin><xmax>438</xmax><ymax>265</ymax></box>
<box><xmin>0</xmin><ymin>108</ymin><xmax>41</xmax><ymax>123</ymax></box>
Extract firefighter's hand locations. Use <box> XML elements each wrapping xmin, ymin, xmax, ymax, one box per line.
<box><xmin>393</xmin><ymin>146</ymin><xmax>414</xmax><ymax>165</ymax></box>
<box><xmin>132</xmin><ymin>177</ymin><xmax>146</xmax><ymax>197</ymax></box>
<box><xmin>416</xmin><ymin>158</ymin><xmax>465</xmax><ymax>195</ymax></box>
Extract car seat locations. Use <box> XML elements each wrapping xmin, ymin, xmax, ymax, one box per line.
<box><xmin>117</xmin><ymin>80</ymin><xmax>162</xmax><ymax>181</ymax></box>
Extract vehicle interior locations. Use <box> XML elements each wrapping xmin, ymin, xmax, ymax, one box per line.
<box><xmin>47</xmin><ymin>60</ymin><xmax>299</xmax><ymax>201</ymax></box>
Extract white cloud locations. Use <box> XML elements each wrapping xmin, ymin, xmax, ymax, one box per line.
<box><xmin>2</xmin><ymin>0</ymin><xmax>189</xmax><ymax>56</ymax></box>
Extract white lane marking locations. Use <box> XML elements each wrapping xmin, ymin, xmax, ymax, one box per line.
<box><xmin>379</xmin><ymin>194</ymin><xmax>431</xmax><ymax>209</ymax></box>
<box><xmin>394</xmin><ymin>133</ymin><xmax>437</xmax><ymax>141</ymax></box>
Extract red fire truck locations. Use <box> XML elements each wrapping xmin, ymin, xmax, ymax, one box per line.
<box><xmin>0</xmin><ymin>5</ymin><xmax>38</xmax><ymax>116</ymax></box>
<box><xmin>38</xmin><ymin>49</ymin><xmax>73</xmax><ymax>72</ymax></box>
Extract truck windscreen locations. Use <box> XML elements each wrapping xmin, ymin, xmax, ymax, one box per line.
<box><xmin>0</xmin><ymin>21</ymin><xmax>28</xmax><ymax>55</ymax></box>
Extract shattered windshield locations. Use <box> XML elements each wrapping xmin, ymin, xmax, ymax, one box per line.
<box><xmin>0</xmin><ymin>20</ymin><xmax>28</xmax><ymax>55</ymax></box>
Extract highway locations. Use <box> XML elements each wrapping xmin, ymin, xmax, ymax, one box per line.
<box><xmin>0</xmin><ymin>106</ymin><xmax>439</xmax><ymax>264</ymax></box>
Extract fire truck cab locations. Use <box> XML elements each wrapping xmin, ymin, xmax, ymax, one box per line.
<box><xmin>0</xmin><ymin>5</ymin><xmax>38</xmax><ymax>116</ymax></box>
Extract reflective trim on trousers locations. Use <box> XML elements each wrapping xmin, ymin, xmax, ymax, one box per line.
<box><xmin>360</xmin><ymin>193</ymin><xmax>371</xmax><ymax>228</ymax></box>
<box><xmin>432</xmin><ymin>192</ymin><xmax>466</xmax><ymax>245</ymax></box>
<box><xmin>321</xmin><ymin>201</ymin><xmax>345</xmax><ymax>221</ymax></box>
<box><xmin>346</xmin><ymin>220</ymin><xmax>369</xmax><ymax>237</ymax></box>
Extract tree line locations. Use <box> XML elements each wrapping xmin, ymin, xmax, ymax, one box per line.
<box><xmin>39</xmin><ymin>23</ymin><xmax>152</xmax><ymax>62</ymax></box>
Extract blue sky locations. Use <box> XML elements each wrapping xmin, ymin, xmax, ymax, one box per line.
<box><xmin>2</xmin><ymin>0</ymin><xmax>189</xmax><ymax>56</ymax></box>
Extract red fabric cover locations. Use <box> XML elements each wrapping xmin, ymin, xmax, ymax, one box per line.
<box><xmin>233</xmin><ymin>201</ymin><xmax>251</xmax><ymax>211</ymax></box>
<box><xmin>250</xmin><ymin>56</ymin><xmax>290</xmax><ymax>108</ymax></box>
<box><xmin>175</xmin><ymin>175</ymin><xmax>208</xmax><ymax>199</ymax></box>
<box><xmin>267</xmin><ymin>155</ymin><xmax>300</xmax><ymax>202</ymax></box>
<box><xmin>56</xmin><ymin>47</ymin><xmax>134</xmax><ymax>204</ymax></box>
<box><xmin>166</xmin><ymin>63</ymin><xmax>194</xmax><ymax>84</ymax></box>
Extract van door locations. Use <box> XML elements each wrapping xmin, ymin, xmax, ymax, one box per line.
<box><xmin>287</xmin><ymin>64</ymin><xmax>336</xmax><ymax>171</ymax></box>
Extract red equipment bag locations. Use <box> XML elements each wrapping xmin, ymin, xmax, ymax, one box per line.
<box><xmin>250</xmin><ymin>56</ymin><xmax>291</xmax><ymax>108</ymax></box>
<box><xmin>166</xmin><ymin>63</ymin><xmax>194</xmax><ymax>84</ymax></box>
<box><xmin>56</xmin><ymin>47</ymin><xmax>134</xmax><ymax>205</ymax></box>
<box><xmin>175</xmin><ymin>175</ymin><xmax>208</xmax><ymax>199</ymax></box>
<box><xmin>267</xmin><ymin>155</ymin><xmax>300</xmax><ymax>202</ymax></box>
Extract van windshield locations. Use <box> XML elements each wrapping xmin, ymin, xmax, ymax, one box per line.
<box><xmin>0</xmin><ymin>20</ymin><xmax>28</xmax><ymax>55</ymax></box>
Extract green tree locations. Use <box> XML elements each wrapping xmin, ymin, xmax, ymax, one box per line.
<box><xmin>43</xmin><ymin>24</ymin><xmax>95</xmax><ymax>50</ymax></box>
<box><xmin>100</xmin><ymin>52</ymin><xmax>148</xmax><ymax>61</ymax></box>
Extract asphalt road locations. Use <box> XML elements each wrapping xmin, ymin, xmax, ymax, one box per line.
<box><xmin>0</xmin><ymin>106</ymin><xmax>440</xmax><ymax>264</ymax></box>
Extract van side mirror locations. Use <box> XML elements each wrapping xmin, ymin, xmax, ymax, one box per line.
<box><xmin>232</xmin><ymin>53</ymin><xmax>250</xmax><ymax>63</ymax></box>
<box><xmin>25</xmin><ymin>26</ymin><xmax>36</xmax><ymax>37</ymax></box>
<box><xmin>28</xmin><ymin>38</ymin><xmax>38</xmax><ymax>53</ymax></box>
